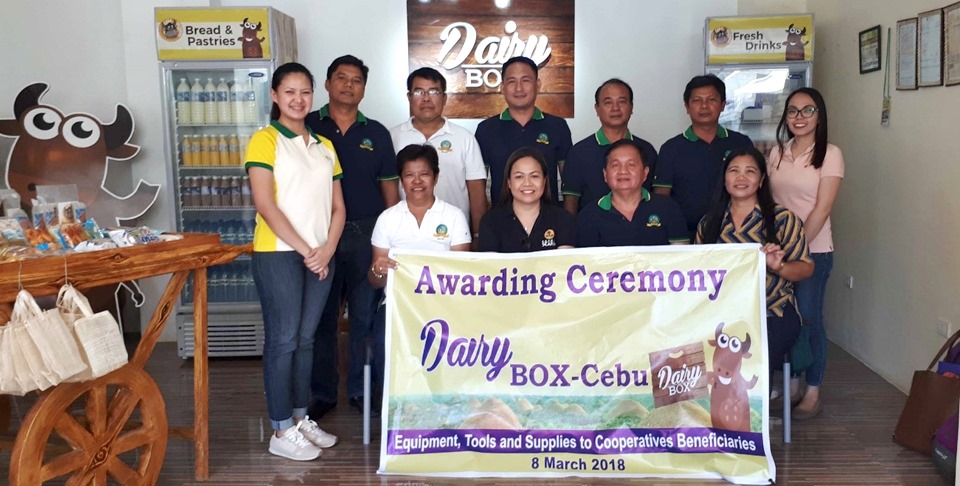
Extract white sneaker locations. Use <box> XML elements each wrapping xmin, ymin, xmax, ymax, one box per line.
<box><xmin>269</xmin><ymin>422</ymin><xmax>322</xmax><ymax>461</ymax></box>
<box><xmin>298</xmin><ymin>415</ymin><xmax>338</xmax><ymax>448</ymax></box>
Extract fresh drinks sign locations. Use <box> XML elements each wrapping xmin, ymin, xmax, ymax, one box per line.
<box><xmin>379</xmin><ymin>245</ymin><xmax>776</xmax><ymax>484</ymax></box>
<box><xmin>407</xmin><ymin>0</ymin><xmax>574</xmax><ymax>118</ymax></box>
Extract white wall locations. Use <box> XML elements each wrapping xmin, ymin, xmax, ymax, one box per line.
<box><xmin>800</xmin><ymin>0</ymin><xmax>960</xmax><ymax>392</ymax></box>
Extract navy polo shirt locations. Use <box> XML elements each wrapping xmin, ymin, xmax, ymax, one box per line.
<box><xmin>561</xmin><ymin>129</ymin><xmax>658</xmax><ymax>211</ymax></box>
<box><xmin>305</xmin><ymin>104</ymin><xmax>398</xmax><ymax>221</ymax></box>
<box><xmin>475</xmin><ymin>107</ymin><xmax>572</xmax><ymax>204</ymax></box>
<box><xmin>652</xmin><ymin>125</ymin><xmax>753</xmax><ymax>238</ymax></box>
<box><xmin>477</xmin><ymin>203</ymin><xmax>576</xmax><ymax>253</ymax></box>
<box><xmin>576</xmin><ymin>189</ymin><xmax>688</xmax><ymax>248</ymax></box>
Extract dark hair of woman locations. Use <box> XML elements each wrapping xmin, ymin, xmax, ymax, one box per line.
<box><xmin>775</xmin><ymin>87</ymin><xmax>829</xmax><ymax>169</ymax></box>
<box><xmin>699</xmin><ymin>146</ymin><xmax>780</xmax><ymax>246</ymax></box>
<box><xmin>269</xmin><ymin>62</ymin><xmax>315</xmax><ymax>121</ymax></box>
<box><xmin>396</xmin><ymin>143</ymin><xmax>440</xmax><ymax>176</ymax></box>
<box><xmin>496</xmin><ymin>147</ymin><xmax>552</xmax><ymax>207</ymax></box>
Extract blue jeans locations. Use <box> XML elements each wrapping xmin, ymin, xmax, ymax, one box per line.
<box><xmin>311</xmin><ymin>217</ymin><xmax>380</xmax><ymax>401</ymax></box>
<box><xmin>253</xmin><ymin>251</ymin><xmax>334</xmax><ymax>430</ymax></box>
<box><xmin>794</xmin><ymin>252</ymin><xmax>833</xmax><ymax>386</ymax></box>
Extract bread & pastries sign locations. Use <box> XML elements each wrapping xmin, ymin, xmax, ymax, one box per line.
<box><xmin>155</xmin><ymin>8</ymin><xmax>272</xmax><ymax>60</ymax></box>
<box><xmin>407</xmin><ymin>0</ymin><xmax>574</xmax><ymax>118</ymax></box>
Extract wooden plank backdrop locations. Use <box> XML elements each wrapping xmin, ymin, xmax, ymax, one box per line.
<box><xmin>407</xmin><ymin>0</ymin><xmax>575</xmax><ymax>118</ymax></box>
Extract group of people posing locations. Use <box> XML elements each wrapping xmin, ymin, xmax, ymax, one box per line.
<box><xmin>243</xmin><ymin>54</ymin><xmax>844</xmax><ymax>461</ymax></box>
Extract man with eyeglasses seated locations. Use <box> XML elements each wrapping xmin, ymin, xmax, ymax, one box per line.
<box><xmin>389</xmin><ymin>68</ymin><xmax>488</xmax><ymax>240</ymax></box>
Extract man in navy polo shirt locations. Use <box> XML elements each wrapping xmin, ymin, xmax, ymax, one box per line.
<box><xmin>562</xmin><ymin>78</ymin><xmax>658</xmax><ymax>215</ymax></box>
<box><xmin>653</xmin><ymin>75</ymin><xmax>753</xmax><ymax>242</ymax></box>
<box><xmin>578</xmin><ymin>140</ymin><xmax>687</xmax><ymax>248</ymax></box>
<box><xmin>305</xmin><ymin>55</ymin><xmax>399</xmax><ymax>418</ymax></box>
<box><xmin>475</xmin><ymin>56</ymin><xmax>572</xmax><ymax>204</ymax></box>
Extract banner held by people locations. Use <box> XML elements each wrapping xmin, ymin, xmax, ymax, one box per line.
<box><xmin>378</xmin><ymin>244</ymin><xmax>774</xmax><ymax>485</ymax></box>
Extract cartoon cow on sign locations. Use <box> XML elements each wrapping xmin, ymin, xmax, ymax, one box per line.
<box><xmin>239</xmin><ymin>18</ymin><xmax>265</xmax><ymax>59</ymax></box>
<box><xmin>707</xmin><ymin>322</ymin><xmax>758</xmax><ymax>432</ymax></box>
<box><xmin>0</xmin><ymin>83</ymin><xmax>159</xmax><ymax>225</ymax></box>
<box><xmin>785</xmin><ymin>24</ymin><xmax>810</xmax><ymax>61</ymax></box>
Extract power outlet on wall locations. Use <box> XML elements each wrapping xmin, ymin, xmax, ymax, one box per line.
<box><xmin>938</xmin><ymin>317</ymin><xmax>953</xmax><ymax>338</ymax></box>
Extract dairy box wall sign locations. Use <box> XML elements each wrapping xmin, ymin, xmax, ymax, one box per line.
<box><xmin>407</xmin><ymin>0</ymin><xmax>574</xmax><ymax>118</ymax></box>
<box><xmin>156</xmin><ymin>8</ymin><xmax>272</xmax><ymax>60</ymax></box>
<box><xmin>706</xmin><ymin>14</ymin><xmax>814</xmax><ymax>64</ymax></box>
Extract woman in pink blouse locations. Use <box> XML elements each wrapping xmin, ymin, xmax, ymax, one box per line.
<box><xmin>768</xmin><ymin>87</ymin><xmax>844</xmax><ymax>420</ymax></box>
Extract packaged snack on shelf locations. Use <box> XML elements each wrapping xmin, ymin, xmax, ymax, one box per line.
<box><xmin>0</xmin><ymin>244</ymin><xmax>40</xmax><ymax>262</ymax></box>
<box><xmin>0</xmin><ymin>218</ymin><xmax>29</xmax><ymax>246</ymax></box>
<box><xmin>28</xmin><ymin>199</ymin><xmax>63</xmax><ymax>251</ymax></box>
<box><xmin>107</xmin><ymin>227</ymin><xmax>162</xmax><ymax>247</ymax></box>
<box><xmin>56</xmin><ymin>202</ymin><xmax>79</xmax><ymax>225</ymax></box>
<box><xmin>73</xmin><ymin>239</ymin><xmax>118</xmax><ymax>253</ymax></box>
<box><xmin>82</xmin><ymin>219</ymin><xmax>105</xmax><ymax>240</ymax></box>
<box><xmin>55</xmin><ymin>222</ymin><xmax>90</xmax><ymax>248</ymax></box>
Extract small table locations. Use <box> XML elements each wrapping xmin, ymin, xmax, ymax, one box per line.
<box><xmin>0</xmin><ymin>233</ymin><xmax>247</xmax><ymax>484</ymax></box>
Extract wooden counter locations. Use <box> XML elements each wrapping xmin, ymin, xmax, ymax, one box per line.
<box><xmin>0</xmin><ymin>233</ymin><xmax>248</xmax><ymax>484</ymax></box>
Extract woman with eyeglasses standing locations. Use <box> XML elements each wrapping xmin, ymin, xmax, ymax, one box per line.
<box><xmin>767</xmin><ymin>87</ymin><xmax>844</xmax><ymax>420</ymax></box>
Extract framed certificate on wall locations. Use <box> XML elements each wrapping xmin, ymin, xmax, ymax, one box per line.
<box><xmin>918</xmin><ymin>8</ymin><xmax>944</xmax><ymax>87</ymax></box>
<box><xmin>945</xmin><ymin>2</ymin><xmax>960</xmax><ymax>86</ymax></box>
<box><xmin>897</xmin><ymin>18</ymin><xmax>919</xmax><ymax>90</ymax></box>
<box><xmin>859</xmin><ymin>25</ymin><xmax>882</xmax><ymax>74</ymax></box>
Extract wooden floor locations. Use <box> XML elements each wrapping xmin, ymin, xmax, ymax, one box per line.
<box><xmin>0</xmin><ymin>341</ymin><xmax>947</xmax><ymax>485</ymax></box>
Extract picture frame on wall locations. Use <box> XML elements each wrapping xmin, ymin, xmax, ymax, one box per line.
<box><xmin>945</xmin><ymin>2</ymin><xmax>960</xmax><ymax>86</ymax></box>
<box><xmin>918</xmin><ymin>8</ymin><xmax>944</xmax><ymax>87</ymax></box>
<box><xmin>859</xmin><ymin>25</ymin><xmax>882</xmax><ymax>74</ymax></box>
<box><xmin>897</xmin><ymin>17</ymin><xmax>919</xmax><ymax>90</ymax></box>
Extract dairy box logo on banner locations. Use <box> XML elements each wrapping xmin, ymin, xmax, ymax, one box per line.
<box><xmin>706</xmin><ymin>15</ymin><xmax>814</xmax><ymax>64</ymax></box>
<box><xmin>155</xmin><ymin>8</ymin><xmax>272</xmax><ymax>60</ymax></box>
<box><xmin>379</xmin><ymin>245</ymin><xmax>776</xmax><ymax>484</ymax></box>
<box><xmin>406</xmin><ymin>0</ymin><xmax>574</xmax><ymax>118</ymax></box>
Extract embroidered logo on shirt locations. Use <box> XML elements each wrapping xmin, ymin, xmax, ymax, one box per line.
<box><xmin>434</xmin><ymin>224</ymin><xmax>449</xmax><ymax>239</ymax></box>
<box><xmin>438</xmin><ymin>140</ymin><xmax>453</xmax><ymax>153</ymax></box>
<box><xmin>542</xmin><ymin>228</ymin><xmax>556</xmax><ymax>248</ymax></box>
<box><xmin>360</xmin><ymin>138</ymin><xmax>374</xmax><ymax>151</ymax></box>
<box><xmin>646</xmin><ymin>215</ymin><xmax>662</xmax><ymax>228</ymax></box>
<box><xmin>536</xmin><ymin>133</ymin><xmax>550</xmax><ymax>144</ymax></box>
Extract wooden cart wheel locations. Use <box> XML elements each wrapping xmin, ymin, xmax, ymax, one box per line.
<box><xmin>10</xmin><ymin>366</ymin><xmax>168</xmax><ymax>485</ymax></box>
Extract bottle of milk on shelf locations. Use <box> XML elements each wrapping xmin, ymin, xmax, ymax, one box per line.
<box><xmin>190</xmin><ymin>78</ymin><xmax>205</xmax><ymax>124</ymax></box>
<box><xmin>175</xmin><ymin>78</ymin><xmax>192</xmax><ymax>124</ymax></box>
<box><xmin>232</xmin><ymin>78</ymin><xmax>245</xmax><ymax>124</ymax></box>
<box><xmin>216</xmin><ymin>78</ymin><xmax>231</xmax><ymax>124</ymax></box>
<box><xmin>243</xmin><ymin>79</ymin><xmax>258</xmax><ymax>126</ymax></box>
<box><xmin>204</xmin><ymin>78</ymin><xmax>217</xmax><ymax>124</ymax></box>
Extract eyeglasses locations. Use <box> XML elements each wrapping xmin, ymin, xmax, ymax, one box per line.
<box><xmin>786</xmin><ymin>106</ymin><xmax>817</xmax><ymax>118</ymax></box>
<box><xmin>410</xmin><ymin>89</ymin><xmax>443</xmax><ymax>98</ymax></box>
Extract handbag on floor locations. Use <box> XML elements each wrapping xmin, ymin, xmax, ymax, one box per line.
<box><xmin>57</xmin><ymin>284</ymin><xmax>128</xmax><ymax>380</ymax></box>
<box><xmin>893</xmin><ymin>328</ymin><xmax>960</xmax><ymax>455</ymax></box>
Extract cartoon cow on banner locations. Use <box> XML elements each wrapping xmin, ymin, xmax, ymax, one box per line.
<box><xmin>0</xmin><ymin>83</ymin><xmax>159</xmax><ymax>225</ymax></box>
<box><xmin>239</xmin><ymin>18</ymin><xmax>265</xmax><ymax>59</ymax></box>
<box><xmin>784</xmin><ymin>24</ymin><xmax>810</xmax><ymax>61</ymax></box>
<box><xmin>707</xmin><ymin>322</ymin><xmax>758</xmax><ymax>432</ymax></box>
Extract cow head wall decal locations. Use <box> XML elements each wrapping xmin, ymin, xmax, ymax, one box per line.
<box><xmin>0</xmin><ymin>83</ymin><xmax>160</xmax><ymax>226</ymax></box>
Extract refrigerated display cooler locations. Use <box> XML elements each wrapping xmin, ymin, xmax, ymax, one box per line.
<box><xmin>703</xmin><ymin>14</ymin><xmax>814</xmax><ymax>156</ymax></box>
<box><xmin>155</xmin><ymin>7</ymin><xmax>297</xmax><ymax>357</ymax></box>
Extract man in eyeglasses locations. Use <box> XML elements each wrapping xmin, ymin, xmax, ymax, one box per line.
<box><xmin>652</xmin><ymin>75</ymin><xmax>753</xmax><ymax>242</ymax></box>
<box><xmin>389</xmin><ymin>67</ymin><xmax>487</xmax><ymax>238</ymax></box>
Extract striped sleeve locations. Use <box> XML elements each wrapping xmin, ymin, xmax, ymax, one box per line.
<box><xmin>776</xmin><ymin>206</ymin><xmax>812</xmax><ymax>263</ymax></box>
<box><xmin>244</xmin><ymin>128</ymin><xmax>278</xmax><ymax>172</ymax></box>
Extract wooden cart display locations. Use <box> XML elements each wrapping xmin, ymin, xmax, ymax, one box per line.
<box><xmin>0</xmin><ymin>234</ymin><xmax>247</xmax><ymax>484</ymax></box>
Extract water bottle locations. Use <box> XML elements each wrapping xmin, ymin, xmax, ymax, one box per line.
<box><xmin>209</xmin><ymin>267</ymin><xmax>223</xmax><ymax>303</ymax></box>
<box><xmin>176</xmin><ymin>78</ymin><xmax>192</xmax><ymax>124</ymax></box>
<box><xmin>231</xmin><ymin>78</ymin><xmax>246</xmax><ymax>124</ymax></box>
<box><xmin>243</xmin><ymin>79</ymin><xmax>257</xmax><ymax>126</ymax></box>
<box><xmin>190</xmin><ymin>78</ymin><xmax>205</xmax><ymax>124</ymax></box>
<box><xmin>216</xmin><ymin>78</ymin><xmax>231</xmax><ymax>124</ymax></box>
<box><xmin>204</xmin><ymin>78</ymin><xmax>217</xmax><ymax>124</ymax></box>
